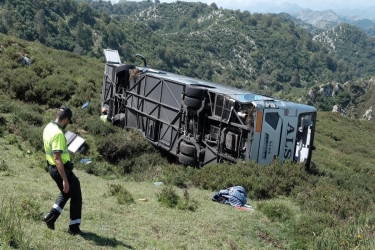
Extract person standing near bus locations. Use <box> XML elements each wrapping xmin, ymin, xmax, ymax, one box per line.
<box><xmin>42</xmin><ymin>105</ymin><xmax>84</xmax><ymax>235</ymax></box>
<box><xmin>100</xmin><ymin>107</ymin><xmax>109</xmax><ymax>122</ymax></box>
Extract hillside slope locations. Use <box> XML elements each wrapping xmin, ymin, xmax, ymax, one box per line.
<box><xmin>2</xmin><ymin>0</ymin><xmax>375</xmax><ymax>103</ymax></box>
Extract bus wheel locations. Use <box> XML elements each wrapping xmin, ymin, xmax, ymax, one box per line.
<box><xmin>178</xmin><ymin>153</ymin><xmax>196</xmax><ymax>166</ymax></box>
<box><xmin>185</xmin><ymin>85</ymin><xmax>205</xmax><ymax>98</ymax></box>
<box><xmin>184</xmin><ymin>96</ymin><xmax>202</xmax><ymax>109</ymax></box>
<box><xmin>179</xmin><ymin>141</ymin><xmax>196</xmax><ymax>156</ymax></box>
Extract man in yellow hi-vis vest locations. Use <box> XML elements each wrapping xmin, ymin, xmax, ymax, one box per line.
<box><xmin>100</xmin><ymin>107</ymin><xmax>109</xmax><ymax>122</ymax></box>
<box><xmin>43</xmin><ymin>105</ymin><xmax>84</xmax><ymax>236</ymax></box>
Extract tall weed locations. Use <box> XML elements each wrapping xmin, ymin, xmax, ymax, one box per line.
<box><xmin>0</xmin><ymin>197</ymin><xmax>31</xmax><ymax>249</ymax></box>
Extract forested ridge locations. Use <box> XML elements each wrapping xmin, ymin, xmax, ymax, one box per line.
<box><xmin>1</xmin><ymin>0</ymin><xmax>375</xmax><ymax>115</ymax></box>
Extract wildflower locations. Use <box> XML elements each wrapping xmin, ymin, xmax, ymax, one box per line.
<box><xmin>358</xmin><ymin>234</ymin><xmax>362</xmax><ymax>240</ymax></box>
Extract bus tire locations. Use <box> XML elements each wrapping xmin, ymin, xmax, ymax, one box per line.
<box><xmin>178</xmin><ymin>153</ymin><xmax>196</xmax><ymax>166</ymax></box>
<box><xmin>184</xmin><ymin>96</ymin><xmax>202</xmax><ymax>109</ymax></box>
<box><xmin>179</xmin><ymin>141</ymin><xmax>196</xmax><ymax>156</ymax></box>
<box><xmin>185</xmin><ymin>85</ymin><xmax>205</xmax><ymax>98</ymax></box>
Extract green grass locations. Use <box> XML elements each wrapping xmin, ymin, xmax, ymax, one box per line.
<box><xmin>0</xmin><ymin>134</ymin><xmax>299</xmax><ymax>250</ymax></box>
<box><xmin>2</xmin><ymin>32</ymin><xmax>375</xmax><ymax>249</ymax></box>
<box><xmin>3</xmin><ymin>111</ymin><xmax>375</xmax><ymax>249</ymax></box>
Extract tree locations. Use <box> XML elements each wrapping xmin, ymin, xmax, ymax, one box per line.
<box><xmin>35</xmin><ymin>10</ymin><xmax>48</xmax><ymax>42</ymax></box>
<box><xmin>210</xmin><ymin>2</ymin><xmax>218</xmax><ymax>10</ymax></box>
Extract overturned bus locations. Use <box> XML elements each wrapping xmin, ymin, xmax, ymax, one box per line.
<box><xmin>102</xmin><ymin>49</ymin><xmax>317</xmax><ymax>169</ymax></box>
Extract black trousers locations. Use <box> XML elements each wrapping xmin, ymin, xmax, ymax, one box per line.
<box><xmin>48</xmin><ymin>163</ymin><xmax>82</xmax><ymax>225</ymax></box>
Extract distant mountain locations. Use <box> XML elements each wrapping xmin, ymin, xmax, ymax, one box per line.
<box><xmin>255</xmin><ymin>3</ymin><xmax>375</xmax><ymax>37</ymax></box>
<box><xmin>280</xmin><ymin>13</ymin><xmax>324</xmax><ymax>36</ymax></box>
<box><xmin>279</xmin><ymin>2</ymin><xmax>303</xmax><ymax>13</ymax></box>
<box><xmin>335</xmin><ymin>6</ymin><xmax>375</xmax><ymax>21</ymax></box>
<box><xmin>285</xmin><ymin>7</ymin><xmax>375</xmax><ymax>37</ymax></box>
<box><xmin>293</xmin><ymin>9</ymin><xmax>349</xmax><ymax>30</ymax></box>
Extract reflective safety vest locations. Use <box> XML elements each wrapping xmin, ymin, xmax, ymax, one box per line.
<box><xmin>100</xmin><ymin>114</ymin><xmax>108</xmax><ymax>122</ymax></box>
<box><xmin>43</xmin><ymin>121</ymin><xmax>70</xmax><ymax>165</ymax></box>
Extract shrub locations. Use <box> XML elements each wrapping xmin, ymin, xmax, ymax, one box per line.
<box><xmin>156</xmin><ymin>186</ymin><xmax>180</xmax><ymax>208</ymax></box>
<box><xmin>0</xmin><ymin>160</ymin><xmax>8</xmax><ymax>172</ymax></box>
<box><xmin>14</xmin><ymin>108</ymin><xmax>44</xmax><ymax>127</ymax></box>
<box><xmin>8</xmin><ymin>69</ymin><xmax>40</xmax><ymax>102</ymax></box>
<box><xmin>0</xmin><ymin>115</ymin><xmax>5</xmax><ymax>136</ymax></box>
<box><xmin>7</xmin><ymin>134</ymin><xmax>18</xmax><ymax>145</ymax></box>
<box><xmin>0</xmin><ymin>100</ymin><xmax>17</xmax><ymax>113</ymax></box>
<box><xmin>78</xmin><ymin>161</ymin><xmax>115</xmax><ymax>177</ymax></box>
<box><xmin>191</xmin><ymin>162</ymin><xmax>254</xmax><ymax>192</ymax></box>
<box><xmin>36</xmin><ymin>74</ymin><xmax>76</xmax><ymax>107</ymax></box>
<box><xmin>159</xmin><ymin>164</ymin><xmax>195</xmax><ymax>188</ymax></box>
<box><xmin>19</xmin><ymin>125</ymin><xmax>44</xmax><ymax>152</ymax></box>
<box><xmin>176</xmin><ymin>189</ymin><xmax>199</xmax><ymax>212</ymax></box>
<box><xmin>81</xmin><ymin>117</ymin><xmax>115</xmax><ymax>136</ymax></box>
<box><xmin>113</xmin><ymin>153</ymin><xmax>169</xmax><ymax>181</ymax></box>
<box><xmin>108</xmin><ymin>183</ymin><xmax>134</xmax><ymax>205</ymax></box>
<box><xmin>96</xmin><ymin>130</ymin><xmax>153</xmax><ymax>163</ymax></box>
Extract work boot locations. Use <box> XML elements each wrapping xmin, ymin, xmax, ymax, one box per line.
<box><xmin>67</xmin><ymin>224</ymin><xmax>86</xmax><ymax>236</ymax></box>
<box><xmin>43</xmin><ymin>212</ymin><xmax>56</xmax><ymax>230</ymax></box>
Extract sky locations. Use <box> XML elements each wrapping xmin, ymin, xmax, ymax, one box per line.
<box><xmin>155</xmin><ymin>0</ymin><xmax>375</xmax><ymax>12</ymax></box>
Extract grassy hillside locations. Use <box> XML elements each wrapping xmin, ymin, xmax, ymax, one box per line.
<box><xmin>1</xmin><ymin>34</ymin><xmax>375</xmax><ymax>249</ymax></box>
<box><xmin>3</xmin><ymin>107</ymin><xmax>375</xmax><ymax>249</ymax></box>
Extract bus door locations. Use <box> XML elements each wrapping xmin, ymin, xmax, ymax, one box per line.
<box><xmin>256</xmin><ymin>109</ymin><xmax>282</xmax><ymax>164</ymax></box>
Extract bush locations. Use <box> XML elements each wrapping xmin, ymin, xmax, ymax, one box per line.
<box><xmin>0</xmin><ymin>160</ymin><xmax>8</xmax><ymax>172</ymax></box>
<box><xmin>0</xmin><ymin>100</ymin><xmax>17</xmax><ymax>113</ymax></box>
<box><xmin>96</xmin><ymin>130</ymin><xmax>154</xmax><ymax>163</ymax></box>
<box><xmin>78</xmin><ymin>161</ymin><xmax>115</xmax><ymax>177</ymax></box>
<box><xmin>81</xmin><ymin>117</ymin><xmax>115</xmax><ymax>136</ymax></box>
<box><xmin>191</xmin><ymin>162</ymin><xmax>254</xmax><ymax>192</ymax></box>
<box><xmin>108</xmin><ymin>183</ymin><xmax>134</xmax><ymax>205</ymax></box>
<box><xmin>0</xmin><ymin>115</ymin><xmax>5</xmax><ymax>136</ymax></box>
<box><xmin>7</xmin><ymin>134</ymin><xmax>18</xmax><ymax>145</ymax></box>
<box><xmin>159</xmin><ymin>164</ymin><xmax>195</xmax><ymax>188</ymax></box>
<box><xmin>19</xmin><ymin>125</ymin><xmax>44</xmax><ymax>152</ymax></box>
<box><xmin>156</xmin><ymin>186</ymin><xmax>180</xmax><ymax>208</ymax></box>
<box><xmin>14</xmin><ymin>108</ymin><xmax>44</xmax><ymax>127</ymax></box>
<box><xmin>35</xmin><ymin>74</ymin><xmax>76</xmax><ymax>107</ymax></box>
<box><xmin>114</xmin><ymin>153</ymin><xmax>167</xmax><ymax>178</ymax></box>
<box><xmin>191</xmin><ymin>161</ymin><xmax>312</xmax><ymax>200</ymax></box>
<box><xmin>176</xmin><ymin>189</ymin><xmax>199</xmax><ymax>212</ymax></box>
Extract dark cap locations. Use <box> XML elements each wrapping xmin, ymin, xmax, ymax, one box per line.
<box><xmin>59</xmin><ymin>105</ymin><xmax>73</xmax><ymax>124</ymax></box>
